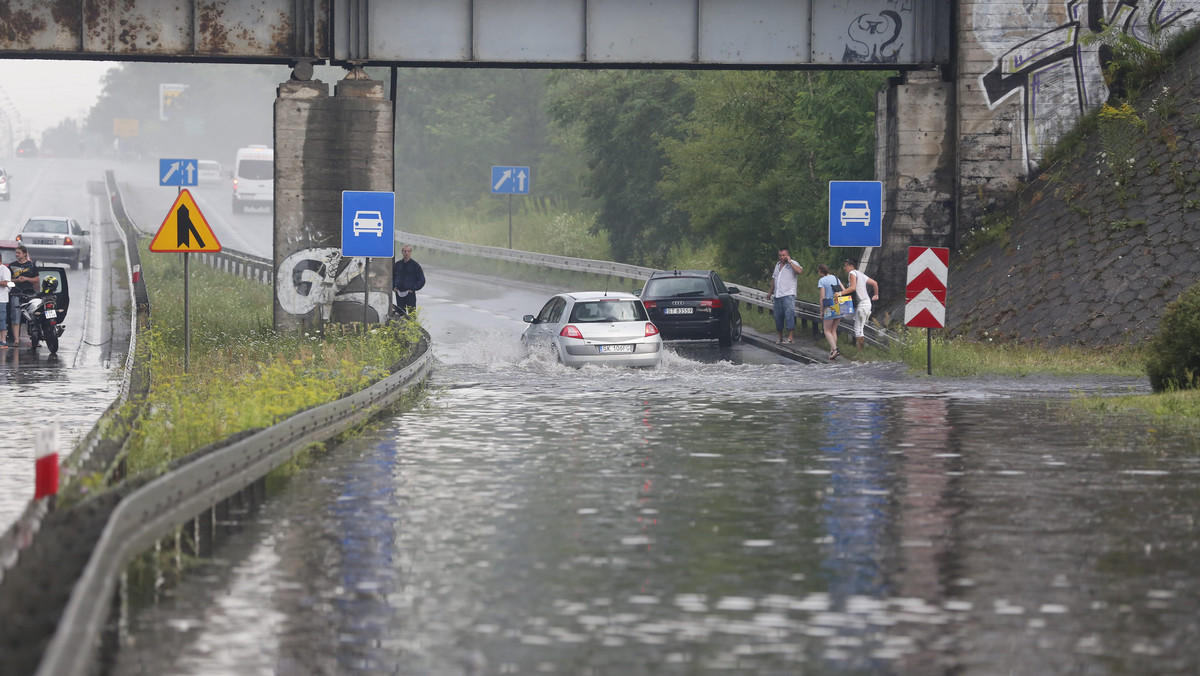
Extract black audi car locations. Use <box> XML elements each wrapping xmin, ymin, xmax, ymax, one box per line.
<box><xmin>637</xmin><ymin>269</ymin><xmax>742</xmax><ymax>347</ymax></box>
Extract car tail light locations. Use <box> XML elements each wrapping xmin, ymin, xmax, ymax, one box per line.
<box><xmin>232</xmin><ymin>178</ymin><xmax>239</xmax><ymax>193</ymax></box>
<box><xmin>700</xmin><ymin>298</ymin><xmax>722</xmax><ymax>309</ymax></box>
<box><xmin>0</xmin><ymin>176</ymin><xmax>7</xmax><ymax>184</ymax></box>
<box><xmin>64</xmin><ymin>237</ymin><xmax>73</xmax><ymax>245</ymax></box>
<box><xmin>14</xmin><ymin>234</ymin><xmax>21</xmax><ymax>242</ymax></box>
<box><xmin>645</xmin><ymin>323</ymin><xmax>659</xmax><ymax>337</ymax></box>
<box><xmin>560</xmin><ymin>325</ymin><xmax>583</xmax><ymax>339</ymax></box>
<box><xmin>642</xmin><ymin>300</ymin><xmax>658</xmax><ymax>309</ymax></box>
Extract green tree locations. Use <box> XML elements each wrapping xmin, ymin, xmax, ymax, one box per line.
<box><xmin>661</xmin><ymin>70</ymin><xmax>890</xmax><ymax>283</ymax></box>
<box><xmin>547</xmin><ymin>70</ymin><xmax>697</xmax><ymax>265</ymax></box>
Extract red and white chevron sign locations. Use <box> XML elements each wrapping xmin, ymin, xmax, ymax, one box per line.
<box><xmin>905</xmin><ymin>246</ymin><xmax>949</xmax><ymax>328</ymax></box>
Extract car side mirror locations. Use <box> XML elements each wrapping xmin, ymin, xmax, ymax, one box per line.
<box><xmin>81</xmin><ymin>230</ymin><xmax>90</xmax><ymax>236</ymax></box>
<box><xmin>633</xmin><ymin>288</ymin><xmax>642</xmax><ymax>296</ymax></box>
<box><xmin>727</xmin><ymin>286</ymin><xmax>740</xmax><ymax>295</ymax></box>
<box><xmin>523</xmin><ymin>314</ymin><xmax>536</xmax><ymax>323</ymax></box>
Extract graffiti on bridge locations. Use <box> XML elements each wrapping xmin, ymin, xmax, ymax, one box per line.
<box><xmin>277</xmin><ymin>247</ymin><xmax>390</xmax><ymax>322</ymax></box>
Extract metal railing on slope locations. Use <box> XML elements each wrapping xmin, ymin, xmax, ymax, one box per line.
<box><xmin>397</xmin><ymin>231</ymin><xmax>891</xmax><ymax>349</ymax></box>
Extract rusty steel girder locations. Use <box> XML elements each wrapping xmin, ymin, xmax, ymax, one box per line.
<box><xmin>0</xmin><ymin>0</ymin><xmax>951</xmax><ymax>67</ymax></box>
<box><xmin>0</xmin><ymin>0</ymin><xmax>328</xmax><ymax>61</ymax></box>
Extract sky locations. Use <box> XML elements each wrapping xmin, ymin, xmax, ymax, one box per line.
<box><xmin>0</xmin><ymin>60</ymin><xmax>116</xmax><ymax>141</ymax></box>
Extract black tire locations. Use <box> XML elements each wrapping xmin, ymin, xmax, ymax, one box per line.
<box><xmin>73</xmin><ymin>255</ymin><xmax>82</xmax><ymax>270</ymax></box>
<box><xmin>232</xmin><ymin>199</ymin><xmax>244</xmax><ymax>214</ymax></box>
<box><xmin>83</xmin><ymin>251</ymin><xmax>91</xmax><ymax>268</ymax></box>
<box><xmin>45</xmin><ymin>333</ymin><xmax>58</xmax><ymax>354</ymax></box>
<box><xmin>718</xmin><ymin>318</ymin><xmax>734</xmax><ymax>347</ymax></box>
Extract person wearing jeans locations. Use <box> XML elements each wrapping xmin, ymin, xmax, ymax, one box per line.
<box><xmin>767</xmin><ymin>247</ymin><xmax>803</xmax><ymax>344</ymax></box>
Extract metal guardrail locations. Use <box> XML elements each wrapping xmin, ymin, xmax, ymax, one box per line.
<box><xmin>398</xmin><ymin>231</ymin><xmax>891</xmax><ymax>348</ymax></box>
<box><xmin>37</xmin><ymin>346</ymin><xmax>434</xmax><ymax>676</ymax></box>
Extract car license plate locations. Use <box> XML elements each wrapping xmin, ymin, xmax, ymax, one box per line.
<box><xmin>599</xmin><ymin>344</ymin><xmax>634</xmax><ymax>353</ymax></box>
<box><xmin>34</xmin><ymin>239</ymin><xmax>56</xmax><ymax>245</ymax></box>
<box><xmin>663</xmin><ymin>307</ymin><xmax>693</xmax><ymax>315</ymax></box>
<box><xmin>44</xmin><ymin>309</ymin><xmax>56</xmax><ymax>319</ymax></box>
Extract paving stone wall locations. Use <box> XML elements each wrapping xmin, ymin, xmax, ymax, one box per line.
<box><xmin>946</xmin><ymin>37</ymin><xmax>1200</xmax><ymax>346</ymax></box>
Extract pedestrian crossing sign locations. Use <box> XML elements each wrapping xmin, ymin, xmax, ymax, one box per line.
<box><xmin>150</xmin><ymin>189</ymin><xmax>222</xmax><ymax>252</ymax></box>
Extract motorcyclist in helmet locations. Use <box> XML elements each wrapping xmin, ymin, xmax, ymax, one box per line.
<box><xmin>41</xmin><ymin>276</ymin><xmax>58</xmax><ymax>295</ymax></box>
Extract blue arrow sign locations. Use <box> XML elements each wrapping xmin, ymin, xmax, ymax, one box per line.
<box><xmin>342</xmin><ymin>191</ymin><xmax>396</xmax><ymax>258</ymax></box>
<box><xmin>159</xmin><ymin>158</ymin><xmax>198</xmax><ymax>187</ymax></box>
<box><xmin>491</xmin><ymin>166</ymin><xmax>530</xmax><ymax>194</ymax></box>
<box><xmin>829</xmin><ymin>180</ymin><xmax>882</xmax><ymax>247</ymax></box>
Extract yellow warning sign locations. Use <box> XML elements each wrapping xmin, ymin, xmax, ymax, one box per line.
<box><xmin>150</xmin><ymin>189</ymin><xmax>222</xmax><ymax>253</ymax></box>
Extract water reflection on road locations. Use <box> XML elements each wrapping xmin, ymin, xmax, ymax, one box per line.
<box><xmin>111</xmin><ymin>342</ymin><xmax>1200</xmax><ymax>675</ymax></box>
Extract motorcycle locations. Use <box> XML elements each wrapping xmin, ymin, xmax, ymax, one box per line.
<box><xmin>19</xmin><ymin>268</ymin><xmax>70</xmax><ymax>354</ymax></box>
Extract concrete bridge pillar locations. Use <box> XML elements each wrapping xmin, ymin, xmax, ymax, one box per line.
<box><xmin>874</xmin><ymin>67</ymin><xmax>956</xmax><ymax>306</ymax></box>
<box><xmin>273</xmin><ymin>68</ymin><xmax>394</xmax><ymax>333</ymax></box>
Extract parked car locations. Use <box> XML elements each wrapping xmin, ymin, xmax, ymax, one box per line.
<box><xmin>0</xmin><ymin>167</ymin><xmax>10</xmax><ymax>200</ymax></box>
<box><xmin>16</xmin><ymin>139</ymin><xmax>37</xmax><ymax>158</ymax></box>
<box><xmin>197</xmin><ymin>159</ymin><xmax>223</xmax><ymax>184</ymax></box>
<box><xmin>0</xmin><ymin>239</ymin><xmax>17</xmax><ymax>264</ymax></box>
<box><xmin>637</xmin><ymin>270</ymin><xmax>743</xmax><ymax>347</ymax></box>
<box><xmin>16</xmin><ymin>216</ymin><xmax>92</xmax><ymax>269</ymax></box>
<box><xmin>521</xmin><ymin>291</ymin><xmax>662</xmax><ymax>368</ymax></box>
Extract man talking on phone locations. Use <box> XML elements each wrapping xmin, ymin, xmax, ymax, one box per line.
<box><xmin>767</xmin><ymin>247</ymin><xmax>802</xmax><ymax>345</ymax></box>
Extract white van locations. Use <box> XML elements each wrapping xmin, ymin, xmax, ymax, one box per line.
<box><xmin>231</xmin><ymin>145</ymin><xmax>273</xmax><ymax>213</ymax></box>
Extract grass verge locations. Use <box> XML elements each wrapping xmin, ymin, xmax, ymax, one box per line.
<box><xmin>119</xmin><ymin>244</ymin><xmax>425</xmax><ymax>477</ymax></box>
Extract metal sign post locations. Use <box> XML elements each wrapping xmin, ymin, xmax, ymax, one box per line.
<box><xmin>491</xmin><ymin>166</ymin><xmax>530</xmax><ymax>249</ymax></box>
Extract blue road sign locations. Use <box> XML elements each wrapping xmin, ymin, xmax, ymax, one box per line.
<box><xmin>829</xmin><ymin>180</ymin><xmax>883</xmax><ymax>247</ymax></box>
<box><xmin>159</xmin><ymin>158</ymin><xmax>198</xmax><ymax>187</ymax></box>
<box><xmin>491</xmin><ymin>166</ymin><xmax>530</xmax><ymax>194</ymax></box>
<box><xmin>342</xmin><ymin>191</ymin><xmax>396</xmax><ymax>258</ymax></box>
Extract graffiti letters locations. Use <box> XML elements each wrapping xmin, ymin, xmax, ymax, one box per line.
<box><xmin>980</xmin><ymin>0</ymin><xmax>1197</xmax><ymax>170</ymax></box>
<box><xmin>277</xmin><ymin>247</ymin><xmax>390</xmax><ymax>322</ymax></box>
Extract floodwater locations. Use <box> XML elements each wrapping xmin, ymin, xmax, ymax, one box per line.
<box><xmin>109</xmin><ymin>336</ymin><xmax>1200</xmax><ymax>676</ymax></box>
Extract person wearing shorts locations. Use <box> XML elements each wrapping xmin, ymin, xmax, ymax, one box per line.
<box><xmin>842</xmin><ymin>258</ymin><xmax>879</xmax><ymax>353</ymax></box>
<box><xmin>767</xmin><ymin>247</ymin><xmax>803</xmax><ymax>344</ymax></box>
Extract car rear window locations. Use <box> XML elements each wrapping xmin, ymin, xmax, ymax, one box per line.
<box><xmin>570</xmin><ymin>300</ymin><xmax>647</xmax><ymax>323</ymax></box>
<box><xmin>24</xmin><ymin>220</ymin><xmax>69</xmax><ymax>234</ymax></box>
<box><xmin>643</xmin><ymin>277</ymin><xmax>711</xmax><ymax>298</ymax></box>
<box><xmin>237</xmin><ymin>159</ymin><xmax>273</xmax><ymax>180</ymax></box>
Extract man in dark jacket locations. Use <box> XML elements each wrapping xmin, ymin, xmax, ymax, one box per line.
<box><xmin>391</xmin><ymin>244</ymin><xmax>426</xmax><ymax>316</ymax></box>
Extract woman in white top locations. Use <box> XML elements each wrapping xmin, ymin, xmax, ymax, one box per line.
<box><xmin>0</xmin><ymin>263</ymin><xmax>11</xmax><ymax>348</ymax></box>
<box><xmin>817</xmin><ymin>264</ymin><xmax>844</xmax><ymax>360</ymax></box>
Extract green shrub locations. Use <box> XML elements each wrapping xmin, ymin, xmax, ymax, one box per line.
<box><xmin>1145</xmin><ymin>282</ymin><xmax>1200</xmax><ymax>391</ymax></box>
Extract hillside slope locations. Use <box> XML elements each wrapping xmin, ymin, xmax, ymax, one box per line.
<box><xmin>948</xmin><ymin>40</ymin><xmax>1200</xmax><ymax>346</ymax></box>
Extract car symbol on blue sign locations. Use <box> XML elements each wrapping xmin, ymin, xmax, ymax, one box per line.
<box><xmin>342</xmin><ymin>191</ymin><xmax>395</xmax><ymax>258</ymax></box>
<box><xmin>828</xmin><ymin>180</ymin><xmax>882</xmax><ymax>247</ymax></box>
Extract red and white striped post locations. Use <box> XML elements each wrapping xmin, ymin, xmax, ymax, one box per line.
<box><xmin>34</xmin><ymin>424</ymin><xmax>60</xmax><ymax>500</ymax></box>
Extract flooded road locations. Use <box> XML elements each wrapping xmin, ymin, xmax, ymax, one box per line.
<box><xmin>0</xmin><ymin>159</ymin><xmax>124</xmax><ymax>532</ymax></box>
<box><xmin>110</xmin><ymin>271</ymin><xmax>1200</xmax><ymax>675</ymax></box>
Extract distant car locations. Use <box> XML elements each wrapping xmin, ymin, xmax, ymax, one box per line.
<box><xmin>637</xmin><ymin>270</ymin><xmax>742</xmax><ymax>347</ymax></box>
<box><xmin>16</xmin><ymin>216</ymin><xmax>92</xmax><ymax>269</ymax></box>
<box><xmin>521</xmin><ymin>291</ymin><xmax>662</xmax><ymax>368</ymax></box>
<box><xmin>0</xmin><ymin>239</ymin><xmax>17</xmax><ymax>265</ymax></box>
<box><xmin>16</xmin><ymin>139</ymin><xmax>37</xmax><ymax>158</ymax></box>
<box><xmin>353</xmin><ymin>210</ymin><xmax>384</xmax><ymax>236</ymax></box>
<box><xmin>840</xmin><ymin>200</ymin><xmax>871</xmax><ymax>226</ymax></box>
<box><xmin>0</xmin><ymin>168</ymin><xmax>10</xmax><ymax>200</ymax></box>
<box><xmin>197</xmin><ymin>160</ymin><xmax>223</xmax><ymax>184</ymax></box>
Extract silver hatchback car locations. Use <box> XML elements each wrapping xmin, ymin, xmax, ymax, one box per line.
<box><xmin>17</xmin><ymin>216</ymin><xmax>92</xmax><ymax>269</ymax></box>
<box><xmin>522</xmin><ymin>291</ymin><xmax>663</xmax><ymax>368</ymax></box>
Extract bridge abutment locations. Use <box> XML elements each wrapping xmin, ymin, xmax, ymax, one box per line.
<box><xmin>273</xmin><ymin>70</ymin><xmax>394</xmax><ymax>332</ymax></box>
<box><xmin>875</xmin><ymin>67</ymin><xmax>956</xmax><ymax>305</ymax></box>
